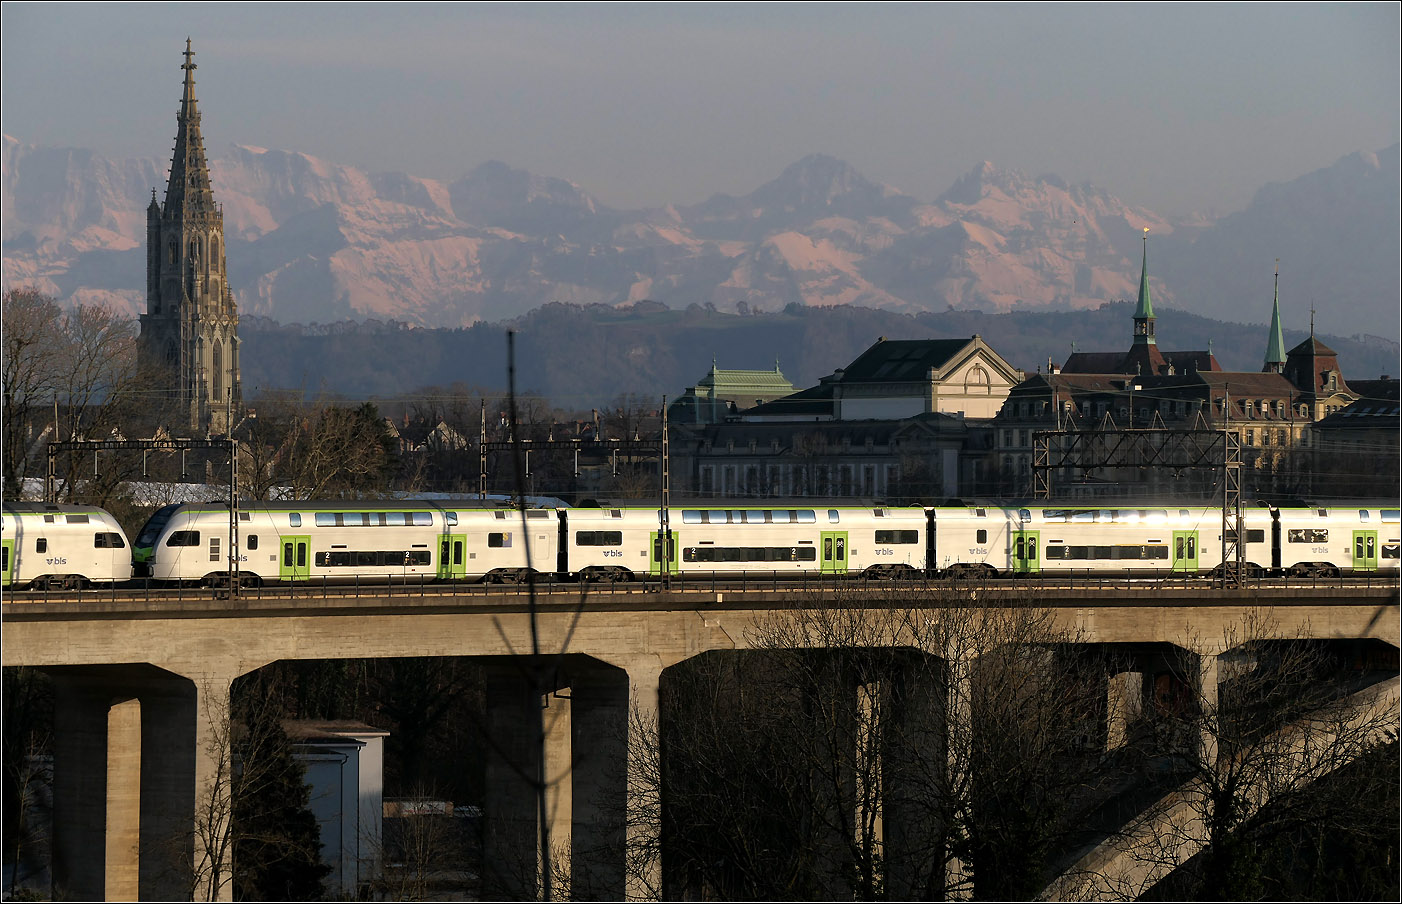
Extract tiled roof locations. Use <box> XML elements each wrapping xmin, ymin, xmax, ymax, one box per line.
<box><xmin>838</xmin><ymin>338</ymin><xmax>973</xmax><ymax>382</ymax></box>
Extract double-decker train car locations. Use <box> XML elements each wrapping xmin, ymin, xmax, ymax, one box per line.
<box><xmin>2</xmin><ymin>503</ymin><xmax>133</xmax><ymax>590</ymax></box>
<box><xmin>564</xmin><ymin>504</ymin><xmax>930</xmax><ymax>581</ymax></box>
<box><xmin>1270</xmin><ymin>504</ymin><xmax>1399</xmax><ymax>577</ymax></box>
<box><xmin>133</xmin><ymin>498</ymin><xmax>1398</xmax><ymax>587</ymax></box>
<box><xmin>135</xmin><ymin>501</ymin><xmax>558</xmax><ymax>586</ymax></box>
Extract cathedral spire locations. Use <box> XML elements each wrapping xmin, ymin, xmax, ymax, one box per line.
<box><xmin>164</xmin><ymin>38</ymin><xmax>216</xmax><ymax>218</ymax></box>
<box><xmin>1263</xmin><ymin>260</ymin><xmax>1286</xmax><ymax>373</ymax></box>
<box><xmin>1132</xmin><ymin>228</ymin><xmax>1156</xmax><ymax>346</ymax></box>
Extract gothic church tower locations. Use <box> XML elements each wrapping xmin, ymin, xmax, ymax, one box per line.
<box><xmin>139</xmin><ymin>40</ymin><xmax>240</xmax><ymax>434</ymax></box>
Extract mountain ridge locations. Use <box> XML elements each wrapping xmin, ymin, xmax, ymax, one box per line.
<box><xmin>3</xmin><ymin>136</ymin><xmax>1397</xmax><ymax>336</ymax></box>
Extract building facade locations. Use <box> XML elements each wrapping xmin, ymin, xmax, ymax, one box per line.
<box><xmin>669</xmin><ymin>336</ymin><xmax>1021</xmax><ymax>500</ymax></box>
<box><xmin>992</xmin><ymin>243</ymin><xmax>1363</xmax><ymax>500</ymax></box>
<box><xmin>139</xmin><ymin>40</ymin><xmax>241</xmax><ymax>434</ymax></box>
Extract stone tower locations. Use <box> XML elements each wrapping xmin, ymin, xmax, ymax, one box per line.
<box><xmin>139</xmin><ymin>39</ymin><xmax>240</xmax><ymax>434</ymax></box>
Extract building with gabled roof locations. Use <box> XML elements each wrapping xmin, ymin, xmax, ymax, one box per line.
<box><xmin>669</xmin><ymin>335</ymin><xmax>1024</xmax><ymax>499</ymax></box>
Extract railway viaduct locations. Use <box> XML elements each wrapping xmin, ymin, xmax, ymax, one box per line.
<box><xmin>3</xmin><ymin>582</ymin><xmax>1398</xmax><ymax>901</ymax></box>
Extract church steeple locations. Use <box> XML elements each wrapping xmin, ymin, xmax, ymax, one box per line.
<box><xmin>1263</xmin><ymin>260</ymin><xmax>1286</xmax><ymax>373</ymax></box>
<box><xmin>1132</xmin><ymin>228</ymin><xmax>1156</xmax><ymax>346</ymax></box>
<box><xmin>139</xmin><ymin>40</ymin><xmax>240</xmax><ymax>434</ymax></box>
<box><xmin>164</xmin><ymin>38</ymin><xmax>217</xmax><ymax>219</ymax></box>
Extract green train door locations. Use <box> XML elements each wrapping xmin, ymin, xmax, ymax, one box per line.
<box><xmin>821</xmin><ymin>531</ymin><xmax>849</xmax><ymax>574</ymax></box>
<box><xmin>2</xmin><ymin>539</ymin><xmax>13</xmax><ymax>589</ymax></box>
<box><xmin>438</xmin><ymin>534</ymin><xmax>468</xmax><ymax>579</ymax></box>
<box><xmin>280</xmin><ymin>536</ymin><xmax>310</xmax><ymax>581</ymax></box>
<box><xmin>1013</xmin><ymin>530</ymin><xmax>1040</xmax><ymax>574</ymax></box>
<box><xmin>1173</xmin><ymin>530</ymin><xmax>1199</xmax><ymax>573</ymax></box>
<box><xmin>649</xmin><ymin>531</ymin><xmax>678</xmax><ymax>576</ymax></box>
<box><xmin>1353</xmin><ymin>530</ymin><xmax>1378</xmax><ymax>572</ymax></box>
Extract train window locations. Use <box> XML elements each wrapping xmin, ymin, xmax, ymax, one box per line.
<box><xmin>316</xmin><ymin>513</ymin><xmax>336</xmax><ymax>527</ymax></box>
<box><xmin>796</xmin><ymin>510</ymin><xmax>817</xmax><ymax>523</ymax></box>
<box><xmin>682</xmin><ymin>511</ymin><xmax>702</xmax><ymax>524</ymax></box>
<box><xmin>1072</xmin><ymin>511</ymin><xmax>1094</xmax><ymax>522</ymax></box>
<box><xmin>36</xmin><ymin>538</ymin><xmax>47</xmax><ymax>553</ymax></box>
<box><xmin>1359</xmin><ymin>510</ymin><xmax>1370</xmax><ymax>522</ymax></box>
<box><xmin>1019</xmin><ymin>509</ymin><xmax>1031</xmax><ymax>522</ymax></box>
<box><xmin>240</xmin><ymin>512</ymin><xmax>251</xmax><ymax>522</ymax></box>
<box><xmin>1288</xmin><ymin>529</ymin><xmax>1328</xmax><ymax>543</ymax></box>
<box><xmin>771</xmin><ymin>511</ymin><xmax>791</xmax><ymax>524</ymax></box>
<box><xmin>167</xmin><ymin>531</ymin><xmax>200</xmax><ymax>547</ymax></box>
<box><xmin>284</xmin><ymin>544</ymin><xmax>294</xmax><ymax>567</ymax></box>
<box><xmin>44</xmin><ymin>515</ymin><xmax>55</xmax><ymax>523</ymax></box>
<box><xmin>289</xmin><ymin>513</ymin><xmax>302</xmax><ymax>527</ymax></box>
<box><xmin>742</xmin><ymin>511</ymin><xmax>762</xmax><ymax>523</ymax></box>
<box><xmin>453</xmin><ymin>541</ymin><xmax>464</xmax><ymax>566</ymax></box>
<box><xmin>247</xmin><ymin>535</ymin><xmax>258</xmax><ymax>551</ymax></box>
<box><xmin>489</xmin><ymin>533</ymin><xmax>512</xmax><ymax>548</ymax></box>
<box><xmin>975</xmin><ymin>508</ymin><xmax>986</xmax><ymax>517</ymax></box>
<box><xmin>576</xmin><ymin>531</ymin><xmax>623</xmax><ymax>546</ymax></box>
<box><xmin>297</xmin><ymin>545</ymin><xmax>306</xmax><ymax>568</ymax></box>
<box><xmin>527</xmin><ymin>511</ymin><xmax>550</xmax><ymax>520</ymax></box>
<box><xmin>1382</xmin><ymin>510</ymin><xmax>1400</xmax><ymax>523</ymax></box>
<box><xmin>875</xmin><ymin>530</ymin><xmax>919</xmax><ymax>544</ymax></box>
<box><xmin>66</xmin><ymin>514</ymin><xmax>89</xmax><ymax>524</ymax></box>
<box><xmin>1383</xmin><ymin>543</ymin><xmax>1400</xmax><ymax>560</ymax></box>
<box><xmin>445</xmin><ymin>512</ymin><xmax>458</xmax><ymax>526</ymax></box>
<box><xmin>1043</xmin><ymin>510</ymin><xmax>1067</xmax><ymax>522</ymax></box>
<box><xmin>413</xmin><ymin>513</ymin><xmax>433</xmax><ymax>526</ymax></box>
<box><xmin>976</xmin><ymin>530</ymin><xmax>987</xmax><ymax>543</ymax></box>
<box><xmin>355</xmin><ymin>551</ymin><xmax>377</xmax><ymax>567</ymax></box>
<box><xmin>1225</xmin><ymin>530</ymin><xmax>1266</xmax><ymax>544</ymax></box>
<box><xmin>1316</xmin><ymin>509</ymin><xmax>1329</xmax><ymax>517</ymax></box>
<box><xmin>93</xmin><ymin>532</ymin><xmax>125</xmax><ymax>549</ymax></box>
<box><xmin>828</xmin><ymin>509</ymin><xmax>840</xmax><ymax>523</ymax></box>
<box><xmin>2</xmin><ymin>547</ymin><xmax>7</xmax><ymax>570</ymax></box>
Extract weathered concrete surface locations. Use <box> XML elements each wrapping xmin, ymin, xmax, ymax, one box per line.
<box><xmin>4</xmin><ymin>588</ymin><xmax>1397</xmax><ymax>678</ymax></box>
<box><xmin>1041</xmin><ymin>674</ymin><xmax>1402</xmax><ymax>901</ymax></box>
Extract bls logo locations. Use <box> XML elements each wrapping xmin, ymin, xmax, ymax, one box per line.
<box><xmin>46</xmin><ymin>556</ymin><xmax>69</xmax><ymax>565</ymax></box>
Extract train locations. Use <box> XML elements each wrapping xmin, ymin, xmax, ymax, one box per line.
<box><xmin>123</xmin><ymin>499</ymin><xmax>1399</xmax><ymax>588</ymax></box>
<box><xmin>2</xmin><ymin>503</ymin><xmax>135</xmax><ymax>590</ymax></box>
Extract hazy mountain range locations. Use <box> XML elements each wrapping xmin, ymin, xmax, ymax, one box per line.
<box><xmin>3</xmin><ymin>135</ymin><xmax>1398</xmax><ymax>338</ymax></box>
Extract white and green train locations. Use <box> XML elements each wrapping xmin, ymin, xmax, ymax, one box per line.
<box><xmin>130</xmin><ymin>500</ymin><xmax>1399</xmax><ymax>587</ymax></box>
<box><xmin>2</xmin><ymin>503</ymin><xmax>134</xmax><ymax>590</ymax></box>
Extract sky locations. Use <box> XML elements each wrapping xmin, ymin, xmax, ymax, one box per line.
<box><xmin>2</xmin><ymin>2</ymin><xmax>1398</xmax><ymax>218</ymax></box>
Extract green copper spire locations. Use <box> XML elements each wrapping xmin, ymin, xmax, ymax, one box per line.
<box><xmin>1132</xmin><ymin>229</ymin><xmax>1156</xmax><ymax>345</ymax></box>
<box><xmin>1264</xmin><ymin>260</ymin><xmax>1286</xmax><ymax>372</ymax></box>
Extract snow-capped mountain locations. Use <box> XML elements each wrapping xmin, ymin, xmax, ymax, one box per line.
<box><xmin>3</xmin><ymin>135</ymin><xmax>1397</xmax><ymax>337</ymax></box>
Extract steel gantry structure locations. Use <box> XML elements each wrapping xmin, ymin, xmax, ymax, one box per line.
<box><xmin>1032</xmin><ymin>424</ymin><xmax>1246</xmax><ymax>585</ymax></box>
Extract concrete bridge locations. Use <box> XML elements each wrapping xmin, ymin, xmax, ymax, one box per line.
<box><xmin>3</xmin><ymin>583</ymin><xmax>1398</xmax><ymax>900</ymax></box>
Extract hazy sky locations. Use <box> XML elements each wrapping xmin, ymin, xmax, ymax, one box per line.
<box><xmin>3</xmin><ymin>2</ymin><xmax>1398</xmax><ymax>217</ymax></box>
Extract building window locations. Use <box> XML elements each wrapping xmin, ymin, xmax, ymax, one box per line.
<box><xmin>1246</xmin><ymin>429</ymin><xmax>1255</xmax><ymax>446</ymax></box>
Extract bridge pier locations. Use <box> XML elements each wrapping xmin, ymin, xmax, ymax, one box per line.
<box><xmin>481</xmin><ymin>656</ymin><xmax>656</xmax><ymax>901</ymax></box>
<box><xmin>48</xmin><ymin>664</ymin><xmax>202</xmax><ymax>902</ymax></box>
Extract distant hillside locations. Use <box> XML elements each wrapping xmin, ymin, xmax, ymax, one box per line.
<box><xmin>240</xmin><ymin>302</ymin><xmax>1400</xmax><ymax>409</ymax></box>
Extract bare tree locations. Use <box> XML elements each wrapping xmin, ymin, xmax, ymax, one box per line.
<box><xmin>641</xmin><ymin>586</ymin><xmax>1107</xmax><ymax>900</ymax></box>
<box><xmin>1052</xmin><ymin>613</ymin><xmax>1401</xmax><ymax>900</ymax></box>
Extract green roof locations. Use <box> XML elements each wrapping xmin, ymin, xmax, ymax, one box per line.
<box><xmin>1134</xmin><ymin>234</ymin><xmax>1154</xmax><ymax>321</ymax></box>
<box><xmin>1264</xmin><ymin>273</ymin><xmax>1286</xmax><ymax>366</ymax></box>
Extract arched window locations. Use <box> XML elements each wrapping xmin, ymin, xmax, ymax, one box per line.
<box><xmin>211</xmin><ymin>340</ymin><xmax>223</xmax><ymax>402</ymax></box>
<box><xmin>966</xmin><ymin>365</ymin><xmax>991</xmax><ymax>394</ymax></box>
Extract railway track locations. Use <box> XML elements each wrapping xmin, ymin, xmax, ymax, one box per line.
<box><xmin>2</xmin><ymin>572</ymin><xmax>1396</xmax><ymax>610</ymax></box>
